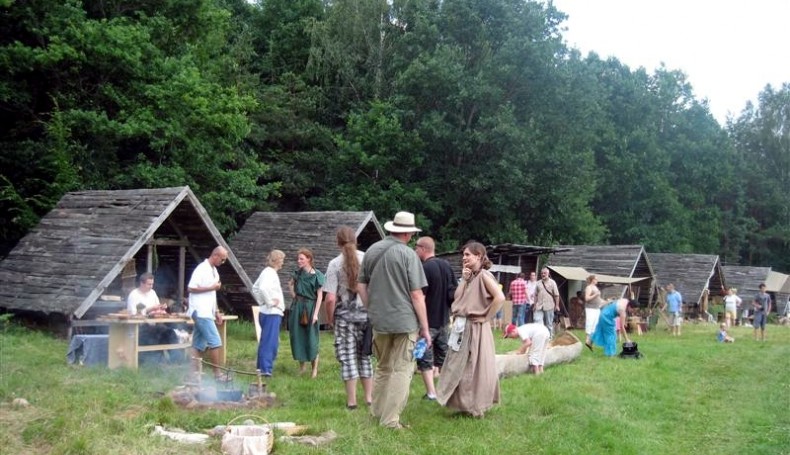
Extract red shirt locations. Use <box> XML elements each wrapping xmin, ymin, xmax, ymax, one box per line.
<box><xmin>509</xmin><ymin>278</ymin><xmax>527</xmax><ymax>304</ymax></box>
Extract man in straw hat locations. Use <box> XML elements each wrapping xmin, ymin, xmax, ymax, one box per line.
<box><xmin>358</xmin><ymin>211</ymin><xmax>431</xmax><ymax>429</ymax></box>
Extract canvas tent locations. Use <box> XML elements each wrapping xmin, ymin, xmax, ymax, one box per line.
<box><xmin>0</xmin><ymin>187</ymin><xmax>255</xmax><ymax>329</ymax></box>
<box><xmin>547</xmin><ymin>266</ymin><xmax>647</xmax><ymax>285</ymax></box>
<box><xmin>764</xmin><ymin>270</ymin><xmax>790</xmax><ymax>315</ymax></box>
<box><xmin>764</xmin><ymin>271</ymin><xmax>790</xmax><ymax>294</ymax></box>
<box><xmin>648</xmin><ymin>253</ymin><xmax>727</xmax><ymax>312</ymax></box>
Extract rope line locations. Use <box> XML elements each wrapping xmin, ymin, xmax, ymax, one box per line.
<box><xmin>193</xmin><ymin>357</ymin><xmax>262</xmax><ymax>377</ymax></box>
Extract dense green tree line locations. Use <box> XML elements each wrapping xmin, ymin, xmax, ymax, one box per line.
<box><xmin>1</xmin><ymin>0</ymin><xmax>788</xmax><ymax>271</ymax></box>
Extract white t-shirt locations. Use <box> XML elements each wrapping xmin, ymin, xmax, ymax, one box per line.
<box><xmin>517</xmin><ymin>323</ymin><xmax>550</xmax><ymax>366</ymax></box>
<box><xmin>188</xmin><ymin>259</ymin><xmax>219</xmax><ymax>318</ymax></box>
<box><xmin>723</xmin><ymin>295</ymin><xmax>741</xmax><ymax>312</ymax></box>
<box><xmin>252</xmin><ymin>266</ymin><xmax>285</xmax><ymax>316</ymax></box>
<box><xmin>126</xmin><ymin>288</ymin><xmax>160</xmax><ymax>315</ymax></box>
<box><xmin>324</xmin><ymin>251</ymin><xmax>367</xmax><ymax>323</ymax></box>
<box><xmin>525</xmin><ymin>280</ymin><xmax>538</xmax><ymax>304</ymax></box>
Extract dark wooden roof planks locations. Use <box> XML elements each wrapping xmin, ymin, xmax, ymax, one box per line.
<box><xmin>0</xmin><ymin>186</ymin><xmax>255</xmax><ymax>320</ymax></box>
<box><xmin>721</xmin><ymin>265</ymin><xmax>773</xmax><ymax>301</ymax></box>
<box><xmin>230</xmin><ymin>211</ymin><xmax>385</xmax><ymax>298</ymax></box>
<box><xmin>648</xmin><ymin>253</ymin><xmax>727</xmax><ymax>305</ymax></box>
<box><xmin>548</xmin><ymin>245</ymin><xmax>655</xmax><ymax>305</ymax></box>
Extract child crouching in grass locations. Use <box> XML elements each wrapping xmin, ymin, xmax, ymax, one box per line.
<box><xmin>717</xmin><ymin>323</ymin><xmax>734</xmax><ymax>343</ymax></box>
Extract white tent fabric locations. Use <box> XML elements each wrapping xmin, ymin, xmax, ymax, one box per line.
<box><xmin>490</xmin><ymin>264</ymin><xmax>522</xmax><ymax>274</ymax></box>
<box><xmin>765</xmin><ymin>271</ymin><xmax>790</xmax><ymax>293</ymax></box>
<box><xmin>547</xmin><ymin>265</ymin><xmax>648</xmax><ymax>284</ymax></box>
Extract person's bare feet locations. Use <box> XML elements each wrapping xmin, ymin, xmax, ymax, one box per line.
<box><xmin>311</xmin><ymin>357</ymin><xmax>319</xmax><ymax>378</ymax></box>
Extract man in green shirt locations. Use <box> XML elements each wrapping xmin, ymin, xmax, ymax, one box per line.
<box><xmin>358</xmin><ymin>211</ymin><xmax>431</xmax><ymax>429</ymax></box>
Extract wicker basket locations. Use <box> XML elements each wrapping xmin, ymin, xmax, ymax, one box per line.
<box><xmin>221</xmin><ymin>415</ymin><xmax>273</xmax><ymax>455</ymax></box>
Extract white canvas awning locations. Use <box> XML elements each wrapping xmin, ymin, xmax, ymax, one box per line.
<box><xmin>490</xmin><ymin>264</ymin><xmax>522</xmax><ymax>274</ymax></box>
<box><xmin>765</xmin><ymin>271</ymin><xmax>790</xmax><ymax>293</ymax></box>
<box><xmin>547</xmin><ymin>265</ymin><xmax>648</xmax><ymax>285</ymax></box>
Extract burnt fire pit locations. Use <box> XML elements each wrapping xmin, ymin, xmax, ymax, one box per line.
<box><xmin>169</xmin><ymin>375</ymin><xmax>276</xmax><ymax>410</ymax></box>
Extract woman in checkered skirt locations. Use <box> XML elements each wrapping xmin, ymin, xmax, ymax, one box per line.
<box><xmin>323</xmin><ymin>226</ymin><xmax>373</xmax><ymax>409</ymax></box>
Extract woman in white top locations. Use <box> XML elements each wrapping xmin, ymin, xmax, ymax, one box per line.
<box><xmin>583</xmin><ymin>275</ymin><xmax>605</xmax><ymax>350</ymax></box>
<box><xmin>723</xmin><ymin>288</ymin><xmax>741</xmax><ymax>328</ymax></box>
<box><xmin>252</xmin><ymin>250</ymin><xmax>286</xmax><ymax>376</ymax></box>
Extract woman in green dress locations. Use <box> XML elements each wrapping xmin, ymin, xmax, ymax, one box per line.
<box><xmin>288</xmin><ymin>248</ymin><xmax>325</xmax><ymax>377</ymax></box>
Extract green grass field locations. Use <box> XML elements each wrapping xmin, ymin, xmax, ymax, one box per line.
<box><xmin>1</xmin><ymin>318</ymin><xmax>788</xmax><ymax>455</ymax></box>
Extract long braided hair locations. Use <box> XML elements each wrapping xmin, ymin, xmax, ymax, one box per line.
<box><xmin>336</xmin><ymin>226</ymin><xmax>359</xmax><ymax>293</ymax></box>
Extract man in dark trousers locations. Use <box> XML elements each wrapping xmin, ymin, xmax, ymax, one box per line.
<box><xmin>414</xmin><ymin>236</ymin><xmax>457</xmax><ymax>401</ymax></box>
<box><xmin>752</xmin><ymin>283</ymin><xmax>771</xmax><ymax>341</ymax></box>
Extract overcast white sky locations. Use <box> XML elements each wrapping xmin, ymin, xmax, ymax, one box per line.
<box><xmin>551</xmin><ymin>0</ymin><xmax>790</xmax><ymax>125</ymax></box>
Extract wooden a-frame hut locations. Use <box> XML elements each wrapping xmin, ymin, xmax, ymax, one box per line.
<box><xmin>721</xmin><ymin>266</ymin><xmax>771</xmax><ymax>302</ymax></box>
<box><xmin>230</xmin><ymin>211</ymin><xmax>385</xmax><ymax>298</ymax></box>
<box><xmin>722</xmin><ymin>265</ymin><xmax>789</xmax><ymax>314</ymax></box>
<box><xmin>548</xmin><ymin>245</ymin><xmax>655</xmax><ymax>306</ymax></box>
<box><xmin>0</xmin><ymin>187</ymin><xmax>255</xmax><ymax>330</ymax></box>
<box><xmin>649</xmin><ymin>253</ymin><xmax>727</xmax><ymax>315</ymax></box>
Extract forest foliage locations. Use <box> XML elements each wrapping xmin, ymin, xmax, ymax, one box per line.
<box><xmin>1</xmin><ymin>0</ymin><xmax>789</xmax><ymax>270</ymax></box>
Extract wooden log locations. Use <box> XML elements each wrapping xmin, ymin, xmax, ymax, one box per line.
<box><xmin>496</xmin><ymin>331</ymin><xmax>582</xmax><ymax>378</ymax></box>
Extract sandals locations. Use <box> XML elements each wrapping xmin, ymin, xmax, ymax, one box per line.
<box><xmin>585</xmin><ymin>342</ymin><xmax>593</xmax><ymax>352</ymax></box>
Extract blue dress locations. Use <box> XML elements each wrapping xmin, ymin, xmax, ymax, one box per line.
<box><xmin>591</xmin><ymin>301</ymin><xmax>619</xmax><ymax>356</ymax></box>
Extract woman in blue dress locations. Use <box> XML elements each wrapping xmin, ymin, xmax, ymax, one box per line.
<box><xmin>589</xmin><ymin>298</ymin><xmax>637</xmax><ymax>356</ymax></box>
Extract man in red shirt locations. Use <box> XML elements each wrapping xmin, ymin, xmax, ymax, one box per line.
<box><xmin>508</xmin><ymin>273</ymin><xmax>528</xmax><ymax>326</ymax></box>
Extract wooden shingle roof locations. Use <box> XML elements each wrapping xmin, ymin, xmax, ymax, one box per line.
<box><xmin>548</xmin><ymin>245</ymin><xmax>655</xmax><ymax>304</ymax></box>
<box><xmin>230</xmin><ymin>211</ymin><xmax>385</xmax><ymax>295</ymax></box>
<box><xmin>649</xmin><ymin>253</ymin><xmax>726</xmax><ymax>304</ymax></box>
<box><xmin>721</xmin><ymin>265</ymin><xmax>772</xmax><ymax>299</ymax></box>
<box><xmin>0</xmin><ymin>187</ymin><xmax>255</xmax><ymax>318</ymax></box>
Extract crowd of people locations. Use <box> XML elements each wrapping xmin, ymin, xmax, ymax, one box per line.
<box><xmin>130</xmin><ymin>210</ymin><xmax>780</xmax><ymax>430</ymax></box>
<box><xmin>247</xmin><ymin>212</ymin><xmax>506</xmax><ymax>426</ymax></box>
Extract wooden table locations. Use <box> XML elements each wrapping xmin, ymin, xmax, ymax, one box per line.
<box><xmin>103</xmin><ymin>315</ymin><xmax>238</xmax><ymax>369</ymax></box>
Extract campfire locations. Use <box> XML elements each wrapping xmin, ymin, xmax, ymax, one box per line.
<box><xmin>169</xmin><ymin>364</ymin><xmax>278</xmax><ymax>410</ymax></box>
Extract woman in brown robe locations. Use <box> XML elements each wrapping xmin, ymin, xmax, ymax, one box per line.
<box><xmin>437</xmin><ymin>242</ymin><xmax>505</xmax><ymax>417</ymax></box>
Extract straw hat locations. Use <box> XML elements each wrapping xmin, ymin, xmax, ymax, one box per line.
<box><xmin>383</xmin><ymin>211</ymin><xmax>422</xmax><ymax>233</ymax></box>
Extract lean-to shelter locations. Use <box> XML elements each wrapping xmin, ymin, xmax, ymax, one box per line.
<box><xmin>547</xmin><ymin>245</ymin><xmax>655</xmax><ymax>306</ymax></box>
<box><xmin>0</xmin><ymin>187</ymin><xmax>255</xmax><ymax>330</ymax></box>
<box><xmin>648</xmin><ymin>253</ymin><xmax>727</xmax><ymax>315</ymax></box>
<box><xmin>723</xmin><ymin>265</ymin><xmax>789</xmax><ymax>315</ymax></box>
<box><xmin>230</xmin><ymin>211</ymin><xmax>385</xmax><ymax>303</ymax></box>
<box><xmin>721</xmin><ymin>266</ymin><xmax>771</xmax><ymax>301</ymax></box>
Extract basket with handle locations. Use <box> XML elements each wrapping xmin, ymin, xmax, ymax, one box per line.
<box><xmin>221</xmin><ymin>414</ymin><xmax>273</xmax><ymax>455</ymax></box>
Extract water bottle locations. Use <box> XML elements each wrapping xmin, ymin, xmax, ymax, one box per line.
<box><xmin>413</xmin><ymin>337</ymin><xmax>427</xmax><ymax>360</ymax></box>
